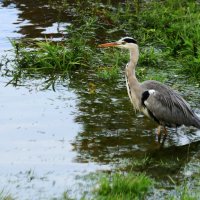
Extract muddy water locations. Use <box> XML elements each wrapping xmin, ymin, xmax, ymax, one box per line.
<box><xmin>0</xmin><ymin>0</ymin><xmax>200</xmax><ymax>199</ymax></box>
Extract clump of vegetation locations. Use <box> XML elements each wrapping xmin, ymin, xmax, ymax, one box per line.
<box><xmin>10</xmin><ymin>31</ymin><xmax>93</xmax><ymax>74</ymax></box>
<box><xmin>12</xmin><ymin>40</ymin><xmax>87</xmax><ymax>73</ymax></box>
<box><xmin>94</xmin><ymin>172</ymin><xmax>153</xmax><ymax>200</ymax></box>
<box><xmin>4</xmin><ymin>32</ymin><xmax>94</xmax><ymax>87</ymax></box>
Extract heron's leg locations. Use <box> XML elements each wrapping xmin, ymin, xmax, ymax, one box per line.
<box><xmin>157</xmin><ymin>125</ymin><xmax>161</xmax><ymax>135</ymax></box>
<box><xmin>163</xmin><ymin>126</ymin><xmax>168</xmax><ymax>136</ymax></box>
<box><xmin>156</xmin><ymin>125</ymin><xmax>162</xmax><ymax>142</ymax></box>
<box><xmin>161</xmin><ymin>126</ymin><xmax>168</xmax><ymax>144</ymax></box>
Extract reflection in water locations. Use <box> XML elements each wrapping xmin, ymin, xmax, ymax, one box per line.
<box><xmin>69</xmin><ymin>70</ymin><xmax>200</xmax><ymax>173</ymax></box>
<box><xmin>69</xmin><ymin>71</ymin><xmax>154</xmax><ymax>161</ymax></box>
<box><xmin>1</xmin><ymin>0</ymin><xmax>71</xmax><ymax>39</ymax></box>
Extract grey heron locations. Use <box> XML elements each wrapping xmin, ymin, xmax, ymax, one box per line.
<box><xmin>98</xmin><ymin>37</ymin><xmax>200</xmax><ymax>139</ymax></box>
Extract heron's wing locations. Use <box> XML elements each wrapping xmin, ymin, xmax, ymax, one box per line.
<box><xmin>141</xmin><ymin>80</ymin><xmax>199</xmax><ymax>127</ymax></box>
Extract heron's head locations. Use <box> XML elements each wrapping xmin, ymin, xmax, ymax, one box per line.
<box><xmin>98</xmin><ymin>37</ymin><xmax>138</xmax><ymax>49</ymax></box>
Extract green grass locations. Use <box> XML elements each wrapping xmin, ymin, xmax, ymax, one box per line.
<box><xmin>4</xmin><ymin>35</ymin><xmax>93</xmax><ymax>88</ymax></box>
<box><xmin>91</xmin><ymin>169</ymin><xmax>200</xmax><ymax>200</ymax></box>
<box><xmin>94</xmin><ymin>172</ymin><xmax>153</xmax><ymax>200</ymax></box>
<box><xmin>136</xmin><ymin>0</ymin><xmax>200</xmax><ymax>80</ymax></box>
<box><xmin>10</xmin><ymin>37</ymin><xmax>91</xmax><ymax>74</ymax></box>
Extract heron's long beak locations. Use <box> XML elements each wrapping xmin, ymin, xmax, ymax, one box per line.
<box><xmin>98</xmin><ymin>42</ymin><xmax>119</xmax><ymax>48</ymax></box>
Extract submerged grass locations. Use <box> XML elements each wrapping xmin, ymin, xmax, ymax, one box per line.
<box><xmin>0</xmin><ymin>190</ymin><xmax>14</xmax><ymax>200</ymax></box>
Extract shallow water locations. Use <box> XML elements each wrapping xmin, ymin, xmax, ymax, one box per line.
<box><xmin>0</xmin><ymin>0</ymin><xmax>200</xmax><ymax>199</ymax></box>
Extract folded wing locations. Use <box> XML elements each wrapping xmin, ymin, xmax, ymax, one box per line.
<box><xmin>141</xmin><ymin>80</ymin><xmax>200</xmax><ymax>128</ymax></box>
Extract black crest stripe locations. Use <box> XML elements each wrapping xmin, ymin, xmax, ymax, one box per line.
<box><xmin>123</xmin><ymin>38</ymin><xmax>137</xmax><ymax>44</ymax></box>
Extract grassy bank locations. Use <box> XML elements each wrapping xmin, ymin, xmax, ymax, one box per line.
<box><xmin>2</xmin><ymin>0</ymin><xmax>200</xmax><ymax>87</ymax></box>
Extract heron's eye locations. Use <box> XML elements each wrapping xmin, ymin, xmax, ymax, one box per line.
<box><xmin>121</xmin><ymin>41</ymin><xmax>126</xmax><ymax>45</ymax></box>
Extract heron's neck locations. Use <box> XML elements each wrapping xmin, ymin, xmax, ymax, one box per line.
<box><xmin>125</xmin><ymin>46</ymin><xmax>141</xmax><ymax>110</ymax></box>
<box><xmin>126</xmin><ymin>46</ymin><xmax>139</xmax><ymax>80</ymax></box>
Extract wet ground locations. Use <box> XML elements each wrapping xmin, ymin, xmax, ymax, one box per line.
<box><xmin>0</xmin><ymin>0</ymin><xmax>200</xmax><ymax>199</ymax></box>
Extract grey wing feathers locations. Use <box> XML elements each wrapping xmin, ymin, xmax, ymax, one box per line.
<box><xmin>141</xmin><ymin>80</ymin><xmax>200</xmax><ymax>128</ymax></box>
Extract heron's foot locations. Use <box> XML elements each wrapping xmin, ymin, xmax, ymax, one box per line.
<box><xmin>156</xmin><ymin>126</ymin><xmax>167</xmax><ymax>144</ymax></box>
<box><xmin>156</xmin><ymin>125</ymin><xmax>162</xmax><ymax>143</ymax></box>
<box><xmin>163</xmin><ymin>126</ymin><xmax>168</xmax><ymax>137</ymax></box>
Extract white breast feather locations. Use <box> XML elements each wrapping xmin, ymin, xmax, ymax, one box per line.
<box><xmin>125</xmin><ymin>75</ymin><xmax>140</xmax><ymax>112</ymax></box>
<box><xmin>144</xmin><ymin>90</ymin><xmax>156</xmax><ymax>108</ymax></box>
<box><xmin>149</xmin><ymin>89</ymin><xmax>155</xmax><ymax>95</ymax></box>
